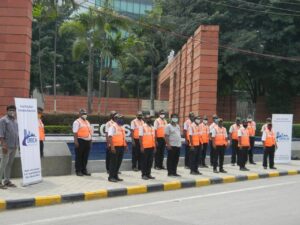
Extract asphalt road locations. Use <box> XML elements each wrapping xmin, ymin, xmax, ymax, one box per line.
<box><xmin>1</xmin><ymin>175</ymin><xmax>300</xmax><ymax>225</ymax></box>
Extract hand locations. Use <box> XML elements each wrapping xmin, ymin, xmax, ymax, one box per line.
<box><xmin>185</xmin><ymin>139</ymin><xmax>189</xmax><ymax>145</ymax></box>
<box><xmin>132</xmin><ymin>140</ymin><xmax>136</xmax><ymax>147</ymax></box>
<box><xmin>74</xmin><ymin>141</ymin><xmax>79</xmax><ymax>148</ymax></box>
<box><xmin>190</xmin><ymin>146</ymin><xmax>195</xmax><ymax>150</ymax></box>
<box><xmin>140</xmin><ymin>146</ymin><xmax>144</xmax><ymax>153</ymax></box>
<box><xmin>213</xmin><ymin>144</ymin><xmax>216</xmax><ymax>149</ymax></box>
<box><xmin>166</xmin><ymin>145</ymin><xmax>172</xmax><ymax>150</ymax></box>
<box><xmin>156</xmin><ymin>141</ymin><xmax>159</xmax><ymax>147</ymax></box>
<box><xmin>275</xmin><ymin>144</ymin><xmax>278</xmax><ymax>150</ymax></box>
<box><xmin>2</xmin><ymin>147</ymin><xmax>8</xmax><ymax>155</ymax></box>
<box><xmin>111</xmin><ymin>147</ymin><xmax>116</xmax><ymax>154</ymax></box>
<box><xmin>154</xmin><ymin>147</ymin><xmax>157</xmax><ymax>153</ymax></box>
<box><xmin>125</xmin><ymin>146</ymin><xmax>128</xmax><ymax>153</ymax></box>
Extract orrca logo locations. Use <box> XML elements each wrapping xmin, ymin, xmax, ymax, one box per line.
<box><xmin>276</xmin><ymin>132</ymin><xmax>289</xmax><ymax>141</ymax></box>
<box><xmin>22</xmin><ymin>129</ymin><xmax>38</xmax><ymax>146</ymax></box>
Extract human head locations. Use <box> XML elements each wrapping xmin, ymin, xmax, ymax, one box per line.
<box><xmin>236</xmin><ymin>117</ymin><xmax>241</xmax><ymax>125</ymax></box>
<box><xmin>159</xmin><ymin>110</ymin><xmax>166</xmax><ymax>119</ymax></box>
<box><xmin>110</xmin><ymin>110</ymin><xmax>117</xmax><ymax>120</ymax></box>
<box><xmin>194</xmin><ymin>115</ymin><xmax>201</xmax><ymax>125</ymax></box>
<box><xmin>212</xmin><ymin>114</ymin><xmax>218</xmax><ymax>123</ymax></box>
<box><xmin>218</xmin><ymin>118</ymin><xmax>223</xmax><ymax>127</ymax></box>
<box><xmin>170</xmin><ymin>113</ymin><xmax>179</xmax><ymax>124</ymax></box>
<box><xmin>38</xmin><ymin>107</ymin><xmax>44</xmax><ymax>119</ymax></box>
<box><xmin>242</xmin><ymin>119</ymin><xmax>248</xmax><ymax>128</ymax></box>
<box><xmin>203</xmin><ymin>115</ymin><xmax>208</xmax><ymax>125</ymax></box>
<box><xmin>266</xmin><ymin>117</ymin><xmax>272</xmax><ymax>123</ymax></box>
<box><xmin>144</xmin><ymin>114</ymin><xmax>153</xmax><ymax>125</ymax></box>
<box><xmin>7</xmin><ymin>105</ymin><xmax>16</xmax><ymax>118</ymax></box>
<box><xmin>114</xmin><ymin>113</ymin><xmax>124</xmax><ymax>125</ymax></box>
<box><xmin>79</xmin><ymin>108</ymin><xmax>87</xmax><ymax>120</ymax></box>
<box><xmin>189</xmin><ymin>112</ymin><xmax>195</xmax><ymax>121</ymax></box>
<box><xmin>247</xmin><ymin>115</ymin><xmax>253</xmax><ymax>122</ymax></box>
<box><xmin>136</xmin><ymin>111</ymin><xmax>143</xmax><ymax>120</ymax></box>
<box><xmin>266</xmin><ymin>118</ymin><xmax>272</xmax><ymax>130</ymax></box>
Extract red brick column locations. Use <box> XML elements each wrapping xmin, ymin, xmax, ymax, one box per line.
<box><xmin>0</xmin><ymin>0</ymin><xmax>32</xmax><ymax>115</ymax></box>
<box><xmin>157</xmin><ymin>25</ymin><xmax>219</xmax><ymax>124</ymax></box>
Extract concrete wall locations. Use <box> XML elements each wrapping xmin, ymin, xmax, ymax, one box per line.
<box><xmin>0</xmin><ymin>0</ymin><xmax>32</xmax><ymax>114</ymax></box>
<box><xmin>157</xmin><ymin>25</ymin><xmax>219</xmax><ymax>124</ymax></box>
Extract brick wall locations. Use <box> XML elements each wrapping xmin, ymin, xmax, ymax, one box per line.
<box><xmin>0</xmin><ymin>0</ymin><xmax>32</xmax><ymax>114</ymax></box>
<box><xmin>44</xmin><ymin>95</ymin><xmax>141</xmax><ymax>116</ymax></box>
<box><xmin>157</xmin><ymin>25</ymin><xmax>219</xmax><ymax>124</ymax></box>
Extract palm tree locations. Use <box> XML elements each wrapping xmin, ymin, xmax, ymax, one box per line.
<box><xmin>59</xmin><ymin>8</ymin><xmax>104</xmax><ymax>113</ymax></box>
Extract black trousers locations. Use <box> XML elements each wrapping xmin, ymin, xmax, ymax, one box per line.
<box><xmin>75</xmin><ymin>139</ymin><xmax>91</xmax><ymax>173</ymax></box>
<box><xmin>248</xmin><ymin>137</ymin><xmax>255</xmax><ymax>163</ymax></box>
<box><xmin>238</xmin><ymin>147</ymin><xmax>249</xmax><ymax>168</ymax></box>
<box><xmin>199</xmin><ymin>143</ymin><xmax>208</xmax><ymax>166</ymax></box>
<box><xmin>167</xmin><ymin>146</ymin><xmax>180</xmax><ymax>175</ymax></box>
<box><xmin>132</xmin><ymin>139</ymin><xmax>142</xmax><ymax>169</ymax></box>
<box><xmin>209</xmin><ymin>140</ymin><xmax>214</xmax><ymax>165</ymax></box>
<box><xmin>231</xmin><ymin>139</ymin><xmax>239</xmax><ymax>164</ymax></box>
<box><xmin>155</xmin><ymin>138</ymin><xmax>166</xmax><ymax>168</ymax></box>
<box><xmin>109</xmin><ymin>146</ymin><xmax>124</xmax><ymax>179</ymax></box>
<box><xmin>263</xmin><ymin>146</ymin><xmax>275</xmax><ymax>168</ymax></box>
<box><xmin>141</xmin><ymin>148</ymin><xmax>154</xmax><ymax>176</ymax></box>
<box><xmin>40</xmin><ymin>140</ymin><xmax>44</xmax><ymax>158</ymax></box>
<box><xmin>189</xmin><ymin>145</ymin><xmax>201</xmax><ymax>173</ymax></box>
<box><xmin>213</xmin><ymin>145</ymin><xmax>225</xmax><ymax>170</ymax></box>
<box><xmin>106</xmin><ymin>147</ymin><xmax>110</xmax><ymax>172</ymax></box>
<box><xmin>185</xmin><ymin>144</ymin><xmax>190</xmax><ymax>167</ymax></box>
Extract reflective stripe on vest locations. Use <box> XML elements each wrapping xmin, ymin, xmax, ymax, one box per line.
<box><xmin>265</xmin><ymin>130</ymin><xmax>276</xmax><ymax>147</ymax></box>
<box><xmin>240</xmin><ymin>128</ymin><xmax>250</xmax><ymax>147</ymax></box>
<box><xmin>39</xmin><ymin>119</ymin><xmax>45</xmax><ymax>141</ymax></box>
<box><xmin>215</xmin><ymin>127</ymin><xmax>227</xmax><ymax>146</ymax></box>
<box><xmin>247</xmin><ymin>121</ymin><xmax>255</xmax><ymax>136</ymax></box>
<box><xmin>111</xmin><ymin>124</ymin><xmax>127</xmax><ymax>147</ymax></box>
<box><xmin>190</xmin><ymin>123</ymin><xmax>201</xmax><ymax>146</ymax></box>
<box><xmin>200</xmin><ymin>123</ymin><xmax>209</xmax><ymax>144</ymax></box>
<box><xmin>231</xmin><ymin>124</ymin><xmax>240</xmax><ymax>140</ymax></box>
<box><xmin>132</xmin><ymin>119</ymin><xmax>144</xmax><ymax>139</ymax></box>
<box><xmin>155</xmin><ymin>118</ymin><xmax>167</xmax><ymax>138</ymax></box>
<box><xmin>142</xmin><ymin>125</ymin><xmax>155</xmax><ymax>149</ymax></box>
<box><xmin>76</xmin><ymin>118</ymin><xmax>92</xmax><ymax>139</ymax></box>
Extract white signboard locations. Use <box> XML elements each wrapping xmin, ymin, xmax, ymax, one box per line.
<box><xmin>272</xmin><ymin>114</ymin><xmax>293</xmax><ymax>164</ymax></box>
<box><xmin>15</xmin><ymin>98</ymin><xmax>42</xmax><ymax>186</ymax></box>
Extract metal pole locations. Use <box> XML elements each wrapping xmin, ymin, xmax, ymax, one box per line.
<box><xmin>97</xmin><ymin>55</ymin><xmax>103</xmax><ymax>115</ymax></box>
<box><xmin>53</xmin><ymin>1</ymin><xmax>58</xmax><ymax>113</ymax></box>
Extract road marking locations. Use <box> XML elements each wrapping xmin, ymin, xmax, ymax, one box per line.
<box><xmin>13</xmin><ymin>180</ymin><xmax>300</xmax><ymax>225</ymax></box>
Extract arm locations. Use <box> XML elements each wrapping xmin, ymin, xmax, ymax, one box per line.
<box><xmin>164</xmin><ymin>126</ymin><xmax>171</xmax><ymax>150</ymax></box>
<box><xmin>108</xmin><ymin>126</ymin><xmax>116</xmax><ymax>153</ymax></box>
<box><xmin>139</xmin><ymin>136</ymin><xmax>144</xmax><ymax>153</ymax></box>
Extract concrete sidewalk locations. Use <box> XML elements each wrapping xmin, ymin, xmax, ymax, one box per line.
<box><xmin>0</xmin><ymin>161</ymin><xmax>300</xmax><ymax>210</ymax></box>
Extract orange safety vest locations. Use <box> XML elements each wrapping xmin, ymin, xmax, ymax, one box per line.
<box><xmin>200</xmin><ymin>123</ymin><xmax>209</xmax><ymax>144</ymax></box>
<box><xmin>155</xmin><ymin>118</ymin><xmax>167</xmax><ymax>138</ymax></box>
<box><xmin>264</xmin><ymin>129</ymin><xmax>276</xmax><ymax>147</ymax></box>
<box><xmin>230</xmin><ymin>124</ymin><xmax>240</xmax><ymax>140</ymax></box>
<box><xmin>184</xmin><ymin>119</ymin><xmax>193</xmax><ymax>140</ymax></box>
<box><xmin>111</xmin><ymin>124</ymin><xmax>127</xmax><ymax>147</ymax></box>
<box><xmin>76</xmin><ymin>118</ymin><xmax>92</xmax><ymax>139</ymax></box>
<box><xmin>142</xmin><ymin>124</ymin><xmax>155</xmax><ymax>149</ymax></box>
<box><xmin>132</xmin><ymin>118</ymin><xmax>144</xmax><ymax>139</ymax></box>
<box><xmin>190</xmin><ymin>123</ymin><xmax>202</xmax><ymax>146</ymax></box>
<box><xmin>247</xmin><ymin>121</ymin><xmax>256</xmax><ymax>137</ymax></box>
<box><xmin>38</xmin><ymin>119</ymin><xmax>45</xmax><ymax>141</ymax></box>
<box><xmin>214</xmin><ymin>126</ymin><xmax>227</xmax><ymax>146</ymax></box>
<box><xmin>240</xmin><ymin>128</ymin><xmax>250</xmax><ymax>147</ymax></box>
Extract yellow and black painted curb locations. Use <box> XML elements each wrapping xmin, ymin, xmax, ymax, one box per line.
<box><xmin>0</xmin><ymin>169</ymin><xmax>299</xmax><ymax>211</ymax></box>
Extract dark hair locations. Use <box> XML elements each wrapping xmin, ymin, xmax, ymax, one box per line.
<box><xmin>38</xmin><ymin>107</ymin><xmax>44</xmax><ymax>113</ymax></box>
<box><xmin>6</xmin><ymin>105</ymin><xmax>16</xmax><ymax>111</ymax></box>
<box><xmin>171</xmin><ymin>113</ymin><xmax>178</xmax><ymax>118</ymax></box>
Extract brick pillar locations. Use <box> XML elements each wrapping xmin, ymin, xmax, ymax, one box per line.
<box><xmin>0</xmin><ymin>0</ymin><xmax>32</xmax><ymax>115</ymax></box>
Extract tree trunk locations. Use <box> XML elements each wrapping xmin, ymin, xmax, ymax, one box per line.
<box><xmin>53</xmin><ymin>20</ymin><xmax>57</xmax><ymax>113</ymax></box>
<box><xmin>38</xmin><ymin>24</ymin><xmax>44</xmax><ymax>104</ymax></box>
<box><xmin>87</xmin><ymin>46</ymin><xmax>94</xmax><ymax>113</ymax></box>
<box><xmin>97</xmin><ymin>55</ymin><xmax>103</xmax><ymax>115</ymax></box>
<box><xmin>150</xmin><ymin>63</ymin><xmax>155</xmax><ymax>116</ymax></box>
<box><xmin>105</xmin><ymin>57</ymin><xmax>113</xmax><ymax>116</ymax></box>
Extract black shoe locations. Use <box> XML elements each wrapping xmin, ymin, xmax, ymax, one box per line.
<box><xmin>174</xmin><ymin>173</ymin><xmax>181</xmax><ymax>177</ymax></box>
<box><xmin>82</xmin><ymin>171</ymin><xmax>91</xmax><ymax>176</ymax></box>
<box><xmin>213</xmin><ymin>169</ymin><xmax>219</xmax><ymax>173</ymax></box>
<box><xmin>118</xmin><ymin>171</ymin><xmax>122</xmax><ymax>174</ymax></box>
<box><xmin>108</xmin><ymin>178</ymin><xmax>118</xmax><ymax>182</ymax></box>
<box><xmin>147</xmin><ymin>175</ymin><xmax>155</xmax><ymax>179</ymax></box>
<box><xmin>133</xmin><ymin>168</ymin><xmax>139</xmax><ymax>172</ymax></box>
<box><xmin>116</xmin><ymin>177</ymin><xmax>123</xmax><ymax>182</ymax></box>
<box><xmin>154</xmin><ymin>166</ymin><xmax>161</xmax><ymax>170</ymax></box>
<box><xmin>203</xmin><ymin>164</ymin><xmax>209</xmax><ymax>168</ymax></box>
<box><xmin>220</xmin><ymin>169</ymin><xmax>227</xmax><ymax>173</ymax></box>
<box><xmin>76</xmin><ymin>172</ymin><xmax>84</xmax><ymax>176</ymax></box>
<box><xmin>250</xmin><ymin>162</ymin><xmax>256</xmax><ymax>165</ymax></box>
<box><xmin>0</xmin><ymin>184</ymin><xmax>7</xmax><ymax>189</ymax></box>
<box><xmin>190</xmin><ymin>171</ymin><xmax>199</xmax><ymax>175</ymax></box>
<box><xmin>270</xmin><ymin>167</ymin><xmax>277</xmax><ymax>169</ymax></box>
<box><xmin>142</xmin><ymin>175</ymin><xmax>149</xmax><ymax>180</ymax></box>
<box><xmin>161</xmin><ymin>166</ymin><xmax>166</xmax><ymax>170</ymax></box>
<box><xmin>231</xmin><ymin>163</ymin><xmax>235</xmax><ymax>166</ymax></box>
<box><xmin>240</xmin><ymin>167</ymin><xmax>247</xmax><ymax>171</ymax></box>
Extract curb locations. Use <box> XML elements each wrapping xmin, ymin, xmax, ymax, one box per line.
<box><xmin>1</xmin><ymin>169</ymin><xmax>299</xmax><ymax>211</ymax></box>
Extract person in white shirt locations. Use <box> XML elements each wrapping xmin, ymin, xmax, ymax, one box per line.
<box><xmin>165</xmin><ymin>114</ymin><xmax>182</xmax><ymax>177</ymax></box>
<box><xmin>209</xmin><ymin>114</ymin><xmax>218</xmax><ymax>166</ymax></box>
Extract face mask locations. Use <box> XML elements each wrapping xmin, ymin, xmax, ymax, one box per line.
<box><xmin>267</xmin><ymin>124</ymin><xmax>272</xmax><ymax>130</ymax></box>
<box><xmin>236</xmin><ymin>121</ymin><xmax>240</xmax><ymax>125</ymax></box>
<box><xmin>171</xmin><ymin>118</ymin><xmax>178</xmax><ymax>123</ymax></box>
<box><xmin>81</xmin><ymin>115</ymin><xmax>87</xmax><ymax>120</ymax></box>
<box><xmin>203</xmin><ymin>120</ymin><xmax>208</xmax><ymax>125</ymax></box>
<box><xmin>8</xmin><ymin>111</ymin><xmax>15</xmax><ymax>118</ymax></box>
<box><xmin>117</xmin><ymin>119</ymin><xmax>124</xmax><ymax>125</ymax></box>
<box><xmin>137</xmin><ymin>116</ymin><xmax>142</xmax><ymax>120</ymax></box>
<box><xmin>195</xmin><ymin>119</ymin><xmax>201</xmax><ymax>124</ymax></box>
<box><xmin>160</xmin><ymin>114</ymin><xmax>165</xmax><ymax>119</ymax></box>
<box><xmin>214</xmin><ymin>119</ymin><xmax>218</xmax><ymax>123</ymax></box>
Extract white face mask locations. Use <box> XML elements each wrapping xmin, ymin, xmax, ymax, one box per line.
<box><xmin>195</xmin><ymin>119</ymin><xmax>201</xmax><ymax>124</ymax></box>
<box><xmin>203</xmin><ymin>120</ymin><xmax>208</xmax><ymax>125</ymax></box>
<box><xmin>81</xmin><ymin>115</ymin><xmax>87</xmax><ymax>120</ymax></box>
<box><xmin>160</xmin><ymin>114</ymin><xmax>165</xmax><ymax>119</ymax></box>
<box><xmin>171</xmin><ymin>118</ymin><xmax>178</xmax><ymax>123</ymax></box>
